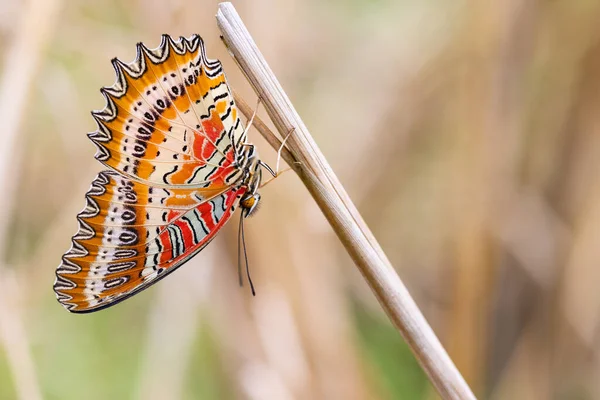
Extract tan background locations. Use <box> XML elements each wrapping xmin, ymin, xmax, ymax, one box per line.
<box><xmin>0</xmin><ymin>0</ymin><xmax>599</xmax><ymax>399</ymax></box>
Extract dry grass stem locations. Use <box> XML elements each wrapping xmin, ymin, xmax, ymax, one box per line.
<box><xmin>216</xmin><ymin>3</ymin><xmax>476</xmax><ymax>399</ymax></box>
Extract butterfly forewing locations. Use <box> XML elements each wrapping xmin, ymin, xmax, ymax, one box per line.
<box><xmin>88</xmin><ymin>34</ymin><xmax>244</xmax><ymax>187</ymax></box>
<box><xmin>55</xmin><ymin>34</ymin><xmax>249</xmax><ymax>312</ymax></box>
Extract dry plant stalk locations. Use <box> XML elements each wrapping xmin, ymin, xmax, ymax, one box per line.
<box><xmin>216</xmin><ymin>3</ymin><xmax>476</xmax><ymax>399</ymax></box>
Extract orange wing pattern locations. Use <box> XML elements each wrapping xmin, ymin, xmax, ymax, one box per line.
<box><xmin>54</xmin><ymin>35</ymin><xmax>254</xmax><ymax>313</ymax></box>
<box><xmin>55</xmin><ymin>171</ymin><xmax>244</xmax><ymax>312</ymax></box>
<box><xmin>89</xmin><ymin>34</ymin><xmax>245</xmax><ymax>187</ymax></box>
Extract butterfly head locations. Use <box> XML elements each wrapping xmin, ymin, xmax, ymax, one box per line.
<box><xmin>240</xmin><ymin>192</ymin><xmax>261</xmax><ymax>217</ymax></box>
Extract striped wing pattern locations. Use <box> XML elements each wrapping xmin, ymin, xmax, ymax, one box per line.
<box><xmin>55</xmin><ymin>35</ymin><xmax>247</xmax><ymax>312</ymax></box>
<box><xmin>89</xmin><ymin>34</ymin><xmax>245</xmax><ymax>187</ymax></box>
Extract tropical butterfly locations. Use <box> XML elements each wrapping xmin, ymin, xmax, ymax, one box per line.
<box><xmin>54</xmin><ymin>34</ymin><xmax>273</xmax><ymax>313</ymax></box>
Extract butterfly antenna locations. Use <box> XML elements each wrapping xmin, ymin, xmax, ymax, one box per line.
<box><xmin>237</xmin><ymin>211</ymin><xmax>244</xmax><ymax>287</ymax></box>
<box><xmin>241</xmin><ymin>213</ymin><xmax>256</xmax><ymax>296</ymax></box>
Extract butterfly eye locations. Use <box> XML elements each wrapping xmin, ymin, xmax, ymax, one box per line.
<box><xmin>240</xmin><ymin>194</ymin><xmax>256</xmax><ymax>210</ymax></box>
<box><xmin>240</xmin><ymin>194</ymin><xmax>261</xmax><ymax>217</ymax></box>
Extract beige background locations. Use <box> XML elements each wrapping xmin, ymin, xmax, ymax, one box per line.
<box><xmin>0</xmin><ymin>0</ymin><xmax>599</xmax><ymax>399</ymax></box>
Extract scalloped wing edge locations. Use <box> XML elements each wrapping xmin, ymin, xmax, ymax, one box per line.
<box><xmin>87</xmin><ymin>34</ymin><xmax>223</xmax><ymax>163</ymax></box>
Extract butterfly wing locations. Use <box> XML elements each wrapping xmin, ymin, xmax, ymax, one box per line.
<box><xmin>54</xmin><ymin>35</ymin><xmax>248</xmax><ymax>312</ymax></box>
<box><xmin>88</xmin><ymin>34</ymin><xmax>245</xmax><ymax>187</ymax></box>
<box><xmin>54</xmin><ymin>171</ymin><xmax>245</xmax><ymax>312</ymax></box>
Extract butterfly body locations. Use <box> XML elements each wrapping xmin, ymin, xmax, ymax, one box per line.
<box><xmin>54</xmin><ymin>34</ymin><xmax>264</xmax><ymax>313</ymax></box>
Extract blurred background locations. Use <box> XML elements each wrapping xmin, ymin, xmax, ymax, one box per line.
<box><xmin>0</xmin><ymin>0</ymin><xmax>599</xmax><ymax>399</ymax></box>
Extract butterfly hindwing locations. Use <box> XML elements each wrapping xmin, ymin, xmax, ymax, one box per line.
<box><xmin>54</xmin><ymin>170</ymin><xmax>245</xmax><ymax>312</ymax></box>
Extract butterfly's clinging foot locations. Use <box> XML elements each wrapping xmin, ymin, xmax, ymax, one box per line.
<box><xmin>259</xmin><ymin>166</ymin><xmax>295</xmax><ymax>188</ymax></box>
<box><xmin>275</xmin><ymin>127</ymin><xmax>296</xmax><ymax>176</ymax></box>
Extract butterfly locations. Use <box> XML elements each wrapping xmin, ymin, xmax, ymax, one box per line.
<box><xmin>54</xmin><ymin>34</ymin><xmax>272</xmax><ymax>313</ymax></box>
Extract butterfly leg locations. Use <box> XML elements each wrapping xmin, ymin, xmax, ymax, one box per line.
<box><xmin>275</xmin><ymin>127</ymin><xmax>295</xmax><ymax>176</ymax></box>
<box><xmin>240</xmin><ymin>95</ymin><xmax>262</xmax><ymax>143</ymax></box>
<box><xmin>258</xmin><ymin>127</ymin><xmax>298</xmax><ymax>188</ymax></box>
